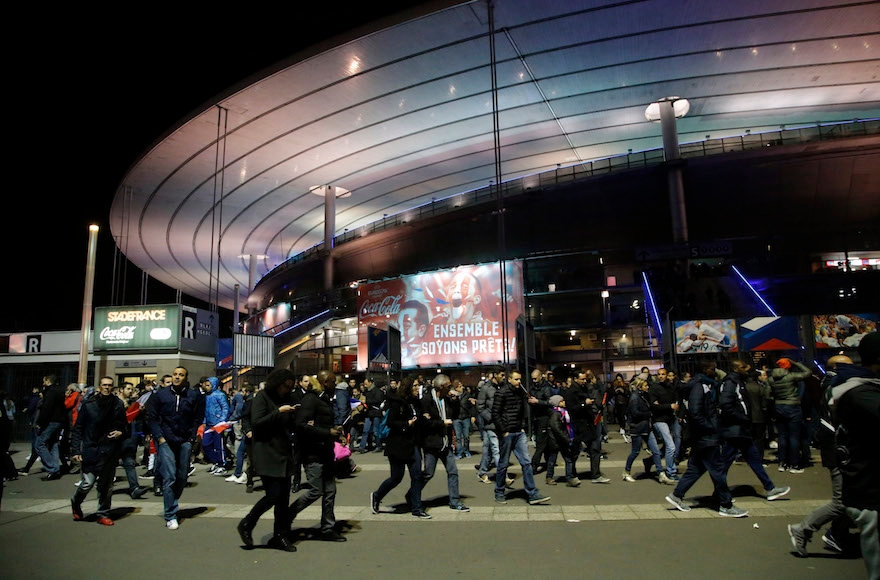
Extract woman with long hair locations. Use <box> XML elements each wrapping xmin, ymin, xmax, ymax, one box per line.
<box><xmin>369</xmin><ymin>378</ymin><xmax>430</xmax><ymax>519</ymax></box>
<box><xmin>622</xmin><ymin>379</ymin><xmax>663</xmax><ymax>482</ymax></box>
<box><xmin>236</xmin><ymin>369</ymin><xmax>298</xmax><ymax>552</ymax></box>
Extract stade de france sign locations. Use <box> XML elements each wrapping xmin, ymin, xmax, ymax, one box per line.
<box><xmin>94</xmin><ymin>305</ymin><xmax>180</xmax><ymax>351</ymax></box>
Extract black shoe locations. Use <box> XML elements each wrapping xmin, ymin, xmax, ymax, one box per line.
<box><xmin>267</xmin><ymin>535</ymin><xmax>297</xmax><ymax>552</ymax></box>
<box><xmin>153</xmin><ymin>486</ymin><xmax>163</xmax><ymax>496</ymax></box>
<box><xmin>246</xmin><ymin>484</ymin><xmax>254</xmax><ymax>494</ymax></box>
<box><xmin>42</xmin><ymin>472</ymin><xmax>62</xmax><ymax>481</ymax></box>
<box><xmin>237</xmin><ymin>519</ymin><xmax>254</xmax><ymax>547</ymax></box>
<box><xmin>139</xmin><ymin>470</ymin><xmax>154</xmax><ymax>479</ymax></box>
<box><xmin>318</xmin><ymin>530</ymin><xmax>347</xmax><ymax>542</ymax></box>
<box><xmin>292</xmin><ymin>482</ymin><xmax>301</xmax><ymax>493</ymax></box>
<box><xmin>130</xmin><ymin>486</ymin><xmax>149</xmax><ymax>499</ymax></box>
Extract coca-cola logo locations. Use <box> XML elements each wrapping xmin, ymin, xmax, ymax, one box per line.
<box><xmin>99</xmin><ymin>326</ymin><xmax>137</xmax><ymax>342</ymax></box>
<box><xmin>360</xmin><ymin>295</ymin><xmax>403</xmax><ymax>318</ymax></box>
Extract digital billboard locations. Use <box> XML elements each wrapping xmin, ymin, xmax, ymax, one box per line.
<box><xmin>357</xmin><ymin>261</ymin><xmax>524</xmax><ymax>369</ymax></box>
<box><xmin>674</xmin><ymin>318</ymin><xmax>738</xmax><ymax>353</ymax></box>
<box><xmin>812</xmin><ymin>313</ymin><xmax>878</xmax><ymax>348</ymax></box>
<box><xmin>94</xmin><ymin>305</ymin><xmax>180</xmax><ymax>351</ymax></box>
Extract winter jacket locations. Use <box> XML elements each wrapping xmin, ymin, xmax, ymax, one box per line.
<box><xmin>719</xmin><ymin>371</ymin><xmax>752</xmax><ymax>440</ymax></box>
<box><xmin>382</xmin><ymin>392</ymin><xmax>420</xmax><ymax>463</ymax></box>
<box><xmin>420</xmin><ymin>391</ymin><xmax>454</xmax><ymax>452</ymax></box>
<box><xmin>249</xmin><ymin>389</ymin><xmax>295</xmax><ymax>478</ymax></box>
<box><xmin>769</xmin><ymin>361</ymin><xmax>811</xmax><ymax>405</ymax></box>
<box><xmin>295</xmin><ymin>390</ymin><xmax>336</xmax><ymax>464</ymax></box>
<box><xmin>37</xmin><ymin>383</ymin><xmax>67</xmax><ymax>429</ymax></box>
<box><xmin>686</xmin><ymin>373</ymin><xmax>721</xmax><ymax>449</ymax></box>
<box><xmin>204</xmin><ymin>389</ymin><xmax>229</xmax><ymax>427</ymax></box>
<box><xmin>648</xmin><ymin>381</ymin><xmax>678</xmax><ymax>425</ymax></box>
<box><xmin>627</xmin><ymin>390</ymin><xmax>653</xmax><ymax>437</ymax></box>
<box><xmin>476</xmin><ymin>381</ymin><xmax>497</xmax><ymax>431</ymax></box>
<box><xmin>491</xmin><ymin>383</ymin><xmax>529</xmax><ymax>435</ymax></box>
<box><xmin>71</xmin><ymin>393</ymin><xmax>126</xmax><ymax>473</ymax></box>
<box><xmin>146</xmin><ymin>383</ymin><xmax>205</xmax><ymax>446</ymax></box>
<box><xmin>828</xmin><ymin>365</ymin><xmax>880</xmax><ymax>510</ymax></box>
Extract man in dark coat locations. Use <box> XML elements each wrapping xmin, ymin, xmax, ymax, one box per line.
<box><xmin>35</xmin><ymin>375</ymin><xmax>67</xmax><ymax>480</ymax></box>
<box><xmin>146</xmin><ymin>366</ymin><xmax>205</xmax><ymax>530</ymax></box>
<box><xmin>70</xmin><ymin>376</ymin><xmax>126</xmax><ymax>525</ymax></box>
<box><xmin>665</xmin><ymin>361</ymin><xmax>748</xmax><ymax>518</ymax></box>
<box><xmin>719</xmin><ymin>360</ymin><xmax>790</xmax><ymax>501</ymax></box>
<box><xmin>289</xmin><ymin>370</ymin><xmax>347</xmax><ymax>542</ymax></box>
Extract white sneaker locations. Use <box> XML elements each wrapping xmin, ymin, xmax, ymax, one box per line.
<box><xmin>166</xmin><ymin>518</ymin><xmax>179</xmax><ymax>530</ymax></box>
<box><xmin>232</xmin><ymin>473</ymin><xmax>247</xmax><ymax>484</ymax></box>
<box><xmin>225</xmin><ymin>474</ymin><xmax>238</xmax><ymax>482</ymax></box>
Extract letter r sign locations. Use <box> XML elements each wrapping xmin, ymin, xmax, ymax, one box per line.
<box><xmin>26</xmin><ymin>335</ymin><xmax>41</xmax><ymax>352</ymax></box>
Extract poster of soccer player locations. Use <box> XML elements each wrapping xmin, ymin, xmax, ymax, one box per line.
<box><xmin>357</xmin><ymin>261</ymin><xmax>524</xmax><ymax>369</ymax></box>
<box><xmin>673</xmin><ymin>319</ymin><xmax>738</xmax><ymax>353</ymax></box>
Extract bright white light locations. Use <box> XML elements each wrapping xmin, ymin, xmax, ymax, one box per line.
<box><xmin>645</xmin><ymin>98</ymin><xmax>689</xmax><ymax>121</ymax></box>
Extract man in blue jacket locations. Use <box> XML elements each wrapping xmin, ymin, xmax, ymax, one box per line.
<box><xmin>203</xmin><ymin>377</ymin><xmax>230</xmax><ymax>475</ymax></box>
<box><xmin>146</xmin><ymin>366</ymin><xmax>205</xmax><ymax>530</ymax></box>
<box><xmin>665</xmin><ymin>361</ymin><xmax>748</xmax><ymax>517</ymax></box>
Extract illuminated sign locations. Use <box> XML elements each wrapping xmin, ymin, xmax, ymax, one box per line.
<box><xmin>357</xmin><ymin>261</ymin><xmax>524</xmax><ymax>369</ymax></box>
<box><xmin>94</xmin><ymin>305</ymin><xmax>180</xmax><ymax>351</ymax></box>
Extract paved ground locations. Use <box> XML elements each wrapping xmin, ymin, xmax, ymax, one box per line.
<box><xmin>0</xmin><ymin>436</ymin><xmax>867</xmax><ymax>579</ymax></box>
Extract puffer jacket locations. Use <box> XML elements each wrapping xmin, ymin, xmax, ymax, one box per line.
<box><xmin>491</xmin><ymin>383</ymin><xmax>529</xmax><ymax>434</ymax></box>
<box><xmin>686</xmin><ymin>373</ymin><xmax>721</xmax><ymax>449</ymax></box>
<box><xmin>719</xmin><ymin>371</ymin><xmax>752</xmax><ymax>440</ymax></box>
<box><xmin>769</xmin><ymin>361</ymin><xmax>811</xmax><ymax>405</ymax></box>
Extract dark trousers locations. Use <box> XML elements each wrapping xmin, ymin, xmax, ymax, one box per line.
<box><xmin>531</xmin><ymin>416</ymin><xmax>551</xmax><ymax>468</ymax></box>
<box><xmin>243</xmin><ymin>474</ymin><xmax>291</xmax><ymax>538</ymax></box>
<box><xmin>673</xmin><ymin>444</ymin><xmax>732</xmax><ymax>508</ymax></box>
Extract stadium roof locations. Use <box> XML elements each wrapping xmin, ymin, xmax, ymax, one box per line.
<box><xmin>110</xmin><ymin>0</ymin><xmax>880</xmax><ymax>312</ymax></box>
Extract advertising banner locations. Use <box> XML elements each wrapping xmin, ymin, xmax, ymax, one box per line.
<box><xmin>94</xmin><ymin>305</ymin><xmax>180</xmax><ymax>351</ymax></box>
<box><xmin>357</xmin><ymin>261</ymin><xmax>524</xmax><ymax>369</ymax></box>
<box><xmin>738</xmin><ymin>316</ymin><xmax>801</xmax><ymax>351</ymax></box>
<box><xmin>674</xmin><ymin>318</ymin><xmax>738</xmax><ymax>353</ymax></box>
<box><xmin>812</xmin><ymin>313</ymin><xmax>878</xmax><ymax>348</ymax></box>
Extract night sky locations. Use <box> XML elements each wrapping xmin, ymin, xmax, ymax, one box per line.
<box><xmin>6</xmin><ymin>3</ymin><xmax>423</xmax><ymax>334</ymax></box>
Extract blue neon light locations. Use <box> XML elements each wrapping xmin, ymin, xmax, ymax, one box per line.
<box><xmin>731</xmin><ymin>265</ymin><xmax>777</xmax><ymax>317</ymax></box>
<box><xmin>641</xmin><ymin>271</ymin><xmax>662</xmax><ymax>336</ymax></box>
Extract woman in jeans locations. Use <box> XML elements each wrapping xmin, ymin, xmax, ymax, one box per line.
<box><xmin>369</xmin><ymin>379</ymin><xmax>429</xmax><ymax>518</ymax></box>
<box><xmin>622</xmin><ymin>379</ymin><xmax>663</xmax><ymax>482</ymax></box>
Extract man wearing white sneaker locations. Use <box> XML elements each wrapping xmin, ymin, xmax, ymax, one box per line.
<box><xmin>146</xmin><ymin>366</ymin><xmax>205</xmax><ymax>530</ymax></box>
<box><xmin>719</xmin><ymin>360</ymin><xmax>790</xmax><ymax>503</ymax></box>
<box><xmin>665</xmin><ymin>362</ymin><xmax>747</xmax><ymax>518</ymax></box>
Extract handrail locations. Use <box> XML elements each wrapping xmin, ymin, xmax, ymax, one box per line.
<box><xmin>266</xmin><ymin>119</ymin><xmax>878</xmax><ymax>277</ymax></box>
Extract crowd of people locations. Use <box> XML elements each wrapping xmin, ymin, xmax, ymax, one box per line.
<box><xmin>1</xmin><ymin>332</ymin><xmax>877</xmax><ymax>576</ymax></box>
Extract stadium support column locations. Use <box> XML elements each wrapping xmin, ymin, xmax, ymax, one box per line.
<box><xmin>323</xmin><ymin>185</ymin><xmax>335</xmax><ymax>291</ymax></box>
<box><xmin>647</xmin><ymin>97</ymin><xmax>690</xmax><ymax>245</ymax></box>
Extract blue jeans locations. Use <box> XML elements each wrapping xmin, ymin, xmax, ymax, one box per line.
<box><xmin>233</xmin><ymin>436</ymin><xmax>247</xmax><ymax>477</ymax></box>
<box><xmin>495</xmin><ymin>431</ymin><xmax>539</xmax><ymax>497</ymax></box>
<box><xmin>290</xmin><ymin>462</ymin><xmax>337</xmax><ymax>532</ymax></box>
<box><xmin>120</xmin><ymin>436</ymin><xmax>139</xmax><ymax>492</ymax></box>
<box><xmin>375</xmin><ymin>449</ymin><xmax>424</xmax><ymax>512</ymax></box>
<box><xmin>774</xmin><ymin>404</ymin><xmax>803</xmax><ymax>468</ymax></box>
<box><xmin>653</xmin><ymin>421</ymin><xmax>678</xmax><ymax>476</ymax></box>
<box><xmin>360</xmin><ymin>416</ymin><xmax>380</xmax><ymax>451</ymax></box>
<box><xmin>477</xmin><ymin>429</ymin><xmax>499</xmax><ymax>476</ymax></box>
<box><xmin>157</xmin><ymin>441</ymin><xmax>192</xmax><ymax>521</ymax></box>
<box><xmin>453</xmin><ymin>419</ymin><xmax>471</xmax><ymax>456</ymax></box>
<box><xmin>35</xmin><ymin>422</ymin><xmax>63</xmax><ymax>474</ymax></box>
<box><xmin>672</xmin><ymin>445</ymin><xmax>733</xmax><ymax>508</ymax></box>
<box><xmin>71</xmin><ymin>469</ymin><xmax>114</xmax><ymax>518</ymax></box>
<box><xmin>721</xmin><ymin>437</ymin><xmax>775</xmax><ymax>491</ymax></box>
<box><xmin>625</xmin><ymin>432</ymin><xmax>662</xmax><ymax>473</ymax></box>
<box><xmin>422</xmin><ymin>447</ymin><xmax>462</xmax><ymax>507</ymax></box>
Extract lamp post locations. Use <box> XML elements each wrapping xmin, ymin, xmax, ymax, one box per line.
<box><xmin>78</xmin><ymin>224</ymin><xmax>99</xmax><ymax>386</ymax></box>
